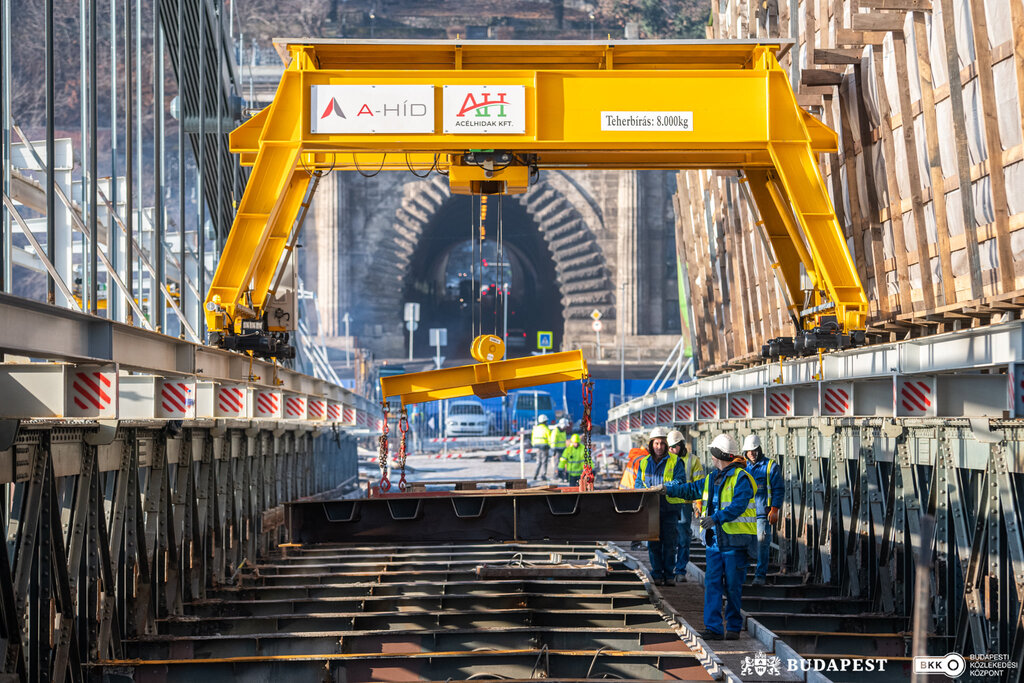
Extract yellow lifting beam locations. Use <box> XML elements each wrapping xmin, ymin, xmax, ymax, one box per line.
<box><xmin>206</xmin><ymin>39</ymin><xmax>869</xmax><ymax>364</ymax></box>
<box><xmin>381</xmin><ymin>348</ymin><xmax>588</xmax><ymax>406</ymax></box>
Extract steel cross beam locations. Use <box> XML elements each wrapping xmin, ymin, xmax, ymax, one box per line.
<box><xmin>206</xmin><ymin>39</ymin><xmax>868</xmax><ymax>339</ymax></box>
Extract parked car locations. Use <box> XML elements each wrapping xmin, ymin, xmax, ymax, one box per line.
<box><xmin>445</xmin><ymin>399</ymin><xmax>491</xmax><ymax>436</ymax></box>
<box><xmin>507</xmin><ymin>389</ymin><xmax>557</xmax><ymax>434</ymax></box>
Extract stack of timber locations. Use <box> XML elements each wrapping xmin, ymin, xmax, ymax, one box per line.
<box><xmin>676</xmin><ymin>0</ymin><xmax>1024</xmax><ymax>372</ymax></box>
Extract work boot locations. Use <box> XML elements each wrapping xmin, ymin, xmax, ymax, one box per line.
<box><xmin>674</xmin><ymin>573</ymin><xmax>688</xmax><ymax>583</ymax></box>
<box><xmin>700</xmin><ymin>630</ymin><xmax>724</xmax><ymax>640</ymax></box>
<box><xmin>663</xmin><ymin>577</ymin><xmax>675</xmax><ymax>586</ymax></box>
<box><xmin>652</xmin><ymin>577</ymin><xmax>665</xmax><ymax>586</ymax></box>
<box><xmin>752</xmin><ymin>576</ymin><xmax>766</xmax><ymax>585</ymax></box>
<box><xmin>630</xmin><ymin>541</ymin><xmax>644</xmax><ymax>550</ymax></box>
<box><xmin>726</xmin><ymin>631</ymin><xmax>740</xmax><ymax>640</ymax></box>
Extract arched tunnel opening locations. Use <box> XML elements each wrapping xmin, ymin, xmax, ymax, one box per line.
<box><xmin>403</xmin><ymin>195</ymin><xmax>564</xmax><ymax>361</ymax></box>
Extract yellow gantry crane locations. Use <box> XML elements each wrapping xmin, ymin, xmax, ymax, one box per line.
<box><xmin>205</xmin><ymin>39</ymin><xmax>869</xmax><ymax>404</ymax></box>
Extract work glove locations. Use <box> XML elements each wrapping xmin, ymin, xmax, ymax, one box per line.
<box><xmin>698</xmin><ymin>516</ymin><xmax>715</xmax><ymax>530</ymax></box>
<box><xmin>664</xmin><ymin>481</ymin><xmax>684</xmax><ymax>498</ymax></box>
<box><xmin>767</xmin><ymin>506</ymin><xmax>780</xmax><ymax>525</ymax></box>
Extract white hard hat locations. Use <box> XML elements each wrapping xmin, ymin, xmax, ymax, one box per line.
<box><xmin>537</xmin><ymin>414</ymin><xmax>549</xmax><ymax>423</ymax></box>
<box><xmin>667</xmin><ymin>430</ymin><xmax>685</xmax><ymax>448</ymax></box>
<box><xmin>558</xmin><ymin>418</ymin><xmax>569</xmax><ymax>428</ymax></box>
<box><xmin>742</xmin><ymin>434</ymin><xmax>761</xmax><ymax>452</ymax></box>
<box><xmin>649</xmin><ymin>426</ymin><xmax>669</xmax><ymax>440</ymax></box>
<box><xmin>710</xmin><ymin>433</ymin><xmax>740</xmax><ymax>459</ymax></box>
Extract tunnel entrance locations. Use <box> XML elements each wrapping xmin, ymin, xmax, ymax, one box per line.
<box><xmin>403</xmin><ymin>196</ymin><xmax>563</xmax><ymax>361</ymax></box>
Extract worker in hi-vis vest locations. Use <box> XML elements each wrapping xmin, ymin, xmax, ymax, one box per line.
<box><xmin>558</xmin><ymin>433</ymin><xmax>586</xmax><ymax>482</ymax></box>
<box><xmin>632</xmin><ymin>427</ymin><xmax>687</xmax><ymax>586</ymax></box>
<box><xmin>531</xmin><ymin>415</ymin><xmax>552</xmax><ymax>480</ymax></box>
<box><xmin>664</xmin><ymin>433</ymin><xmax>757</xmax><ymax>641</ymax></box>
<box><xmin>546</xmin><ymin>418</ymin><xmax>568</xmax><ymax>481</ymax></box>
<box><xmin>666</xmin><ymin>430</ymin><xmax>704</xmax><ymax>584</ymax></box>
<box><xmin>618</xmin><ymin>434</ymin><xmax>648</xmax><ymax>489</ymax></box>
<box><xmin>742</xmin><ymin>434</ymin><xmax>785</xmax><ymax>585</ymax></box>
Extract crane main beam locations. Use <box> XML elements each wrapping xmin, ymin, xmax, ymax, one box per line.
<box><xmin>206</xmin><ymin>39</ymin><xmax>868</xmax><ymax>365</ymax></box>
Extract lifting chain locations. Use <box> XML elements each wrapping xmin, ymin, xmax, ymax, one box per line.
<box><xmin>378</xmin><ymin>400</ymin><xmax>391</xmax><ymax>493</ymax></box>
<box><xmin>397</xmin><ymin>407</ymin><xmax>409</xmax><ymax>492</ymax></box>
<box><xmin>579</xmin><ymin>373</ymin><xmax>595</xmax><ymax>492</ymax></box>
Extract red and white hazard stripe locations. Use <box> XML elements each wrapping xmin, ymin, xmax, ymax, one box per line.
<box><xmin>308</xmin><ymin>398</ymin><xmax>326</xmax><ymax>419</ymax></box>
<box><xmin>729</xmin><ymin>396</ymin><xmax>751</xmax><ymax>419</ymax></box>
<box><xmin>675</xmin><ymin>403</ymin><xmax>693</xmax><ymax>421</ymax></box>
<box><xmin>327</xmin><ymin>403</ymin><xmax>342</xmax><ymax>420</ymax></box>
<box><xmin>255</xmin><ymin>392</ymin><xmax>279</xmax><ymax>417</ymax></box>
<box><xmin>822</xmin><ymin>387</ymin><xmax>851</xmax><ymax>416</ymax></box>
<box><xmin>698</xmin><ymin>399</ymin><xmax>718</xmax><ymax>420</ymax></box>
<box><xmin>766</xmin><ymin>391</ymin><xmax>792</xmax><ymax>417</ymax></box>
<box><xmin>160</xmin><ymin>381</ymin><xmax>191</xmax><ymax>417</ymax></box>
<box><xmin>217</xmin><ymin>386</ymin><xmax>245</xmax><ymax>415</ymax></box>
<box><xmin>343</xmin><ymin>407</ymin><xmax>356</xmax><ymax>423</ymax></box>
<box><xmin>72</xmin><ymin>370</ymin><xmax>113</xmax><ymax>412</ymax></box>
<box><xmin>284</xmin><ymin>396</ymin><xmax>306</xmax><ymax>419</ymax></box>
<box><xmin>657</xmin><ymin>405</ymin><xmax>673</xmax><ymax>424</ymax></box>
<box><xmin>899</xmin><ymin>379</ymin><xmax>933</xmax><ymax>416</ymax></box>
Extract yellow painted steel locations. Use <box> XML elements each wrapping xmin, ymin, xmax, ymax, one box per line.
<box><xmin>207</xmin><ymin>39</ymin><xmax>868</xmax><ymax>363</ymax></box>
<box><xmin>380</xmin><ymin>350</ymin><xmax>588</xmax><ymax>406</ymax></box>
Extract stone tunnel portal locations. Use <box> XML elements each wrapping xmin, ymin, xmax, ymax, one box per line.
<box><xmin>402</xmin><ymin>195</ymin><xmax>564</xmax><ymax>361</ymax></box>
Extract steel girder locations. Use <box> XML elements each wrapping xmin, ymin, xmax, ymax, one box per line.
<box><xmin>0</xmin><ymin>423</ymin><xmax>357</xmax><ymax>682</ymax></box>
<box><xmin>286</xmin><ymin>488</ymin><xmax>661</xmax><ymax>544</ymax></box>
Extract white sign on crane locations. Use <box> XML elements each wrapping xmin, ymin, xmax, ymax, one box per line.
<box><xmin>442</xmin><ymin>85</ymin><xmax>526</xmax><ymax>134</ymax></box>
<box><xmin>310</xmin><ymin>85</ymin><xmax>435</xmax><ymax>134</ymax></box>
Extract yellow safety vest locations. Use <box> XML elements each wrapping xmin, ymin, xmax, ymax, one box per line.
<box><xmin>560</xmin><ymin>443</ymin><xmax>586</xmax><ymax>476</ymax></box>
<box><xmin>701</xmin><ymin>467</ymin><xmax>758</xmax><ymax>536</ymax></box>
<box><xmin>531</xmin><ymin>424</ymin><xmax>550</xmax><ymax>447</ymax></box>
<box><xmin>548</xmin><ymin>427</ymin><xmax>567</xmax><ymax>449</ymax></box>
<box><xmin>638</xmin><ymin>454</ymin><xmax>685</xmax><ymax>504</ymax></box>
<box><xmin>766</xmin><ymin>459</ymin><xmax>776</xmax><ymax>508</ymax></box>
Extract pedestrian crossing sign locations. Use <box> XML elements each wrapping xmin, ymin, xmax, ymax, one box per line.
<box><xmin>537</xmin><ymin>331</ymin><xmax>553</xmax><ymax>350</ymax></box>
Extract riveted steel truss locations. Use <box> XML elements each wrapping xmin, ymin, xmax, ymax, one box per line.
<box><xmin>0</xmin><ymin>421</ymin><xmax>357</xmax><ymax>682</ymax></box>
<box><xmin>683</xmin><ymin>418</ymin><xmax>1024</xmax><ymax>672</ymax></box>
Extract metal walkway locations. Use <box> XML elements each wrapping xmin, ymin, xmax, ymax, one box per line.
<box><xmin>94</xmin><ymin>542</ymin><xmax>729</xmax><ymax>682</ymax></box>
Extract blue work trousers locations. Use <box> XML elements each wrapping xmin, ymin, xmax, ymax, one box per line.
<box><xmin>648</xmin><ymin>513</ymin><xmax>680</xmax><ymax>581</ymax></box>
<box><xmin>703</xmin><ymin>545</ymin><xmax>747</xmax><ymax>635</ymax></box>
<box><xmin>755</xmin><ymin>517</ymin><xmax>772</xmax><ymax>579</ymax></box>
<box><xmin>674</xmin><ymin>504</ymin><xmax>694</xmax><ymax>575</ymax></box>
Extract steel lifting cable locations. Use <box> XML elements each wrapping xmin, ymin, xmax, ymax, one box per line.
<box><xmin>470</xmin><ymin>195</ymin><xmax>477</xmax><ymax>340</ymax></box>
<box><xmin>496</xmin><ymin>194</ymin><xmax>504</xmax><ymax>339</ymax></box>
<box><xmin>579</xmin><ymin>372</ymin><xmax>596</xmax><ymax>491</ymax></box>
<box><xmin>378</xmin><ymin>400</ymin><xmax>391</xmax><ymax>492</ymax></box>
